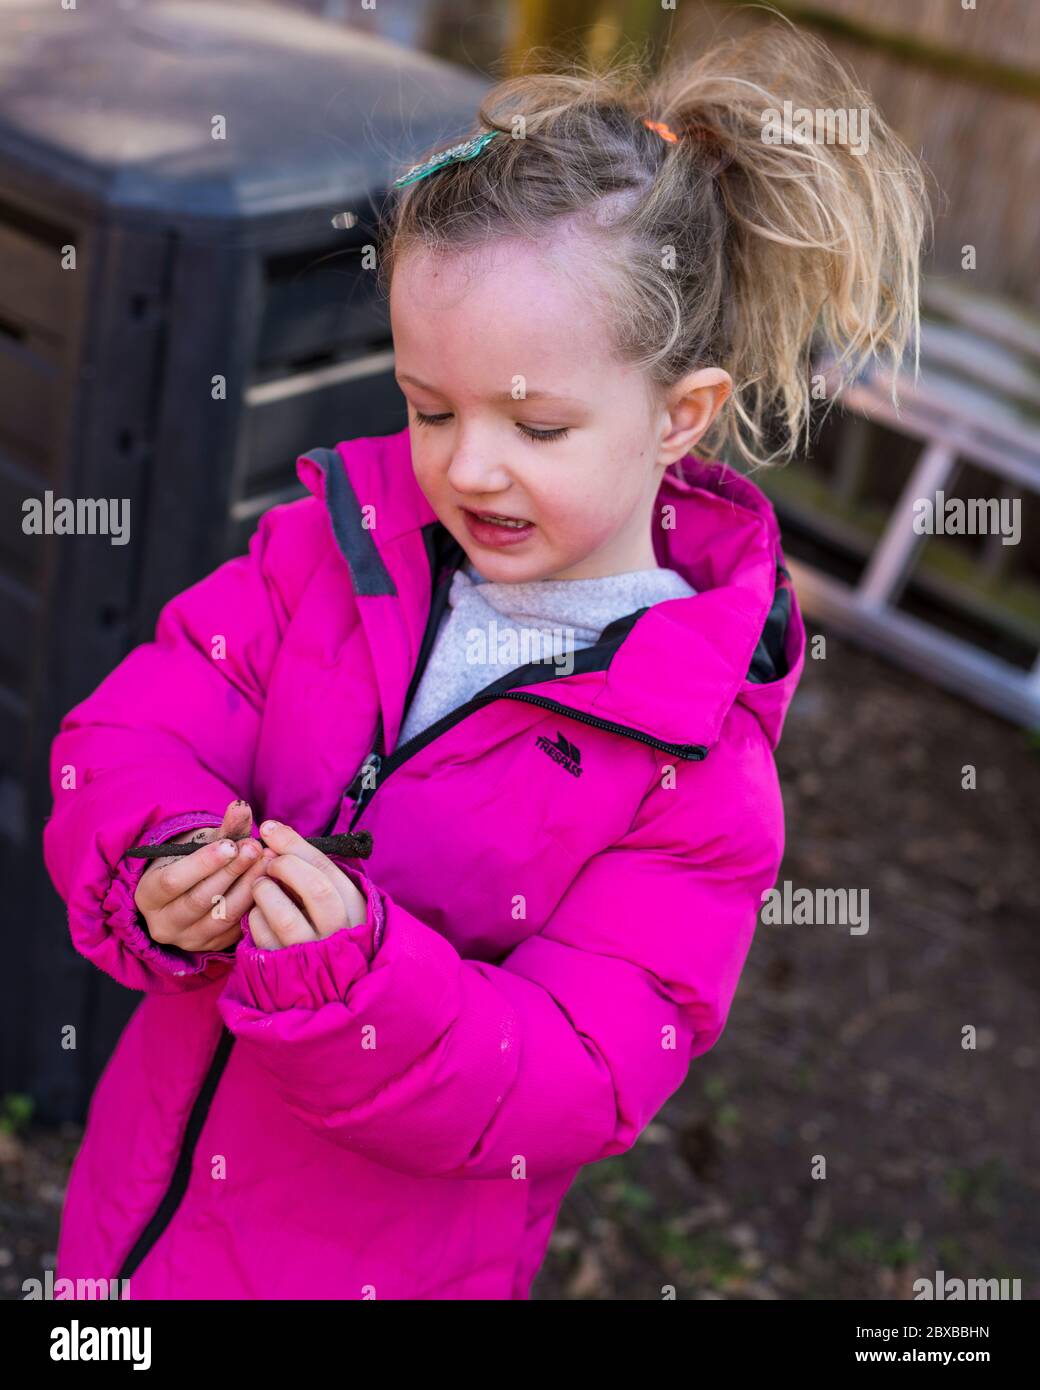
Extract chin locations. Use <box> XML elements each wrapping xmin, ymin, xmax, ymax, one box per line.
<box><xmin>474</xmin><ymin>554</ymin><xmax>550</xmax><ymax>583</ymax></box>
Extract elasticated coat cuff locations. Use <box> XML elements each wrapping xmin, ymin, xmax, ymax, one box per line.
<box><xmin>228</xmin><ymin>861</ymin><xmax>384</xmax><ymax>1012</ymax></box>
<box><xmin>104</xmin><ymin>811</ymin><xmax>242</xmax><ymax>980</ymax></box>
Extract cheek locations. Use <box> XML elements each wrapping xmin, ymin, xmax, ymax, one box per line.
<box><xmin>409</xmin><ymin>436</ymin><xmax>444</xmax><ymax>495</ymax></box>
<box><xmin>536</xmin><ymin>489</ymin><xmax>616</xmax><ymax>551</ymax></box>
<box><xmin>537</xmin><ymin>464</ymin><xmax>625</xmax><ymax>527</ymax></box>
<box><xmin>548</xmin><ymin>469</ymin><xmax>646</xmax><ymax>553</ymax></box>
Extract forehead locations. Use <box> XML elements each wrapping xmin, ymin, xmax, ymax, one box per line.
<box><xmin>389</xmin><ymin>238</ymin><xmax>621</xmax><ymax>397</ymax></box>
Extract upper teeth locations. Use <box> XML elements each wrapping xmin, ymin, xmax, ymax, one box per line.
<box><xmin>482</xmin><ymin>515</ymin><xmax>528</xmax><ymax>527</ymax></box>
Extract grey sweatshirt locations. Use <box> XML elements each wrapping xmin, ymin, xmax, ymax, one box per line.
<box><xmin>396</xmin><ymin>561</ymin><xmax>696</xmax><ymax>749</ymax></box>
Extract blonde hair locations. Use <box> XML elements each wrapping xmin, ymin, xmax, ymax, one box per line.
<box><xmin>378</xmin><ymin>20</ymin><xmax>932</xmax><ymax>472</ymax></box>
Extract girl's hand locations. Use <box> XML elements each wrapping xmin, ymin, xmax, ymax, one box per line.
<box><xmin>134</xmin><ymin>799</ymin><xmax>269</xmax><ymax>953</ymax></box>
<box><xmin>248</xmin><ymin>819</ymin><xmax>368</xmax><ymax>950</ymax></box>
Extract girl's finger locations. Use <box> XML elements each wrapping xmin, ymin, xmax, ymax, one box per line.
<box><xmin>158</xmin><ymin>802</ymin><xmax>257</xmax><ymax>948</ymax></box>
<box><xmin>259</xmin><ymin>819</ymin><xmax>366</xmax><ymax>930</ymax></box>
<box><xmin>136</xmin><ymin>834</ymin><xmax>228</xmax><ymax>911</ymax></box>
<box><xmin>259</xmin><ymin>819</ymin><xmax>342</xmax><ymax>880</ymax></box>
<box><xmin>164</xmin><ymin>839</ymin><xmax>265</xmax><ymax>930</ymax></box>
<box><xmin>212</xmin><ymin>849</ymin><xmax>276</xmax><ymax>926</ymax></box>
<box><xmin>252</xmin><ymin>876</ymin><xmax>319</xmax><ymax>947</ymax></box>
<box><xmin>139</xmin><ymin>836</ymin><xmax>240</xmax><ymax>912</ymax></box>
<box><xmin>218</xmin><ymin>799</ymin><xmax>253</xmax><ymax>843</ymax></box>
<box><xmin>264</xmin><ymin>853</ymin><xmax>349</xmax><ymax>938</ymax></box>
<box><xmin>245</xmin><ymin>905</ymin><xmax>281</xmax><ymax>950</ymax></box>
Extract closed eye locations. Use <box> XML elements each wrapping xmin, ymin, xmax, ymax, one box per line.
<box><xmin>517</xmin><ymin>423</ymin><xmax>570</xmax><ymax>443</ymax></box>
<box><xmin>412</xmin><ymin>409</ymin><xmax>570</xmax><ymax>443</ymax></box>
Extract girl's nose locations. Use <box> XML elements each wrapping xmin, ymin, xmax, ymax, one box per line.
<box><xmin>446</xmin><ymin>444</ymin><xmax>511</xmax><ymax>496</ymax></box>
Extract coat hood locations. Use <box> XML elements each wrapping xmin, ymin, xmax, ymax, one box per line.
<box><xmin>296</xmin><ymin>428</ymin><xmax>806</xmax><ymax>754</ymax></box>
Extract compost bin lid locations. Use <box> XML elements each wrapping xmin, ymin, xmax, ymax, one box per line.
<box><xmin>0</xmin><ymin>0</ymin><xmax>488</xmax><ymax>222</ymax></box>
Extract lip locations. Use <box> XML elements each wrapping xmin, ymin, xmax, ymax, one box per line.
<box><xmin>461</xmin><ymin>507</ymin><xmax>536</xmax><ymax>548</ymax></box>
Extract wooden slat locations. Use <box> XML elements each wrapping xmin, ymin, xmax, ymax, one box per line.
<box><xmin>787</xmin><ymin>559</ymin><xmax>1040</xmax><ymax>727</ymax></box>
<box><xmin>858</xmin><ymin>441</ymin><xmax>959</xmax><ymax>607</ymax></box>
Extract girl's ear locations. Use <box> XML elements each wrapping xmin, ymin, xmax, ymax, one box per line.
<box><xmin>657</xmin><ymin>368</ymin><xmax>733</xmax><ymax>466</ymax></box>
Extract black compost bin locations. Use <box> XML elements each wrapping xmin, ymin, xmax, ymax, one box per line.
<box><xmin>0</xmin><ymin>0</ymin><xmax>488</xmax><ymax>1119</ymax></box>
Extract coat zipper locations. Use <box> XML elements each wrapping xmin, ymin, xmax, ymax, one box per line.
<box><xmin>347</xmin><ymin>689</ymin><xmax>707</xmax><ymax>831</ymax></box>
<box><xmin>112</xmin><ymin>1026</ymin><xmax>235</xmax><ymax>1289</ymax></box>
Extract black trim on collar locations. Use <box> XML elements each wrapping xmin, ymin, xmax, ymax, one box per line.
<box><xmin>305</xmin><ymin>455</ymin><xmax>791</xmax><ymax>688</ymax></box>
<box><xmin>746</xmin><ymin>569</ymin><xmax>791</xmax><ymax>684</ymax></box>
<box><xmin>303</xmin><ymin>447</ymin><xmax>397</xmax><ymax>597</ymax></box>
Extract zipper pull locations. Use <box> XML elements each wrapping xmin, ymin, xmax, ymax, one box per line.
<box><xmin>346</xmin><ymin>752</ymin><xmax>382</xmax><ymax>808</ymax></box>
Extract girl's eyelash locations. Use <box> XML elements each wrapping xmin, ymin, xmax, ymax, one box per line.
<box><xmin>412</xmin><ymin>409</ymin><xmax>569</xmax><ymax>443</ymax></box>
<box><xmin>518</xmin><ymin>423</ymin><xmax>570</xmax><ymax>443</ymax></box>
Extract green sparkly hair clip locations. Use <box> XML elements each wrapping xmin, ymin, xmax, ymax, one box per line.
<box><xmin>393</xmin><ymin>130</ymin><xmax>501</xmax><ymax>188</ymax></box>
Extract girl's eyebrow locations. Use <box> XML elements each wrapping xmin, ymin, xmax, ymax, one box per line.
<box><xmin>396</xmin><ymin>373</ymin><xmax>584</xmax><ymax>406</ymax></box>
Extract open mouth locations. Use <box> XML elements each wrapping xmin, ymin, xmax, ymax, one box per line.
<box><xmin>468</xmin><ymin>511</ymin><xmax>531</xmax><ymax>529</ymax></box>
<box><xmin>461</xmin><ymin>508</ymin><xmax>536</xmax><ymax>545</ymax></box>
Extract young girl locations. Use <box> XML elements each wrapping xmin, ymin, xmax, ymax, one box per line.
<box><xmin>43</xmin><ymin>25</ymin><xmax>927</xmax><ymax>1299</ymax></box>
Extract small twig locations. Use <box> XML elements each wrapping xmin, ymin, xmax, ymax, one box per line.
<box><xmin>126</xmin><ymin>831</ymin><xmax>373</xmax><ymax>860</ymax></box>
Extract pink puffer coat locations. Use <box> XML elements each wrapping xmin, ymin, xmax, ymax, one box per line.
<box><xmin>42</xmin><ymin>426</ymin><xmax>805</xmax><ymax>1299</ymax></box>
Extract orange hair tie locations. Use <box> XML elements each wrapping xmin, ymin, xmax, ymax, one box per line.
<box><xmin>642</xmin><ymin>118</ymin><xmax>680</xmax><ymax>144</ymax></box>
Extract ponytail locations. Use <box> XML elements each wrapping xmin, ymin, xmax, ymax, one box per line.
<box><xmin>648</xmin><ymin>21</ymin><xmax>931</xmax><ymax>467</ymax></box>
